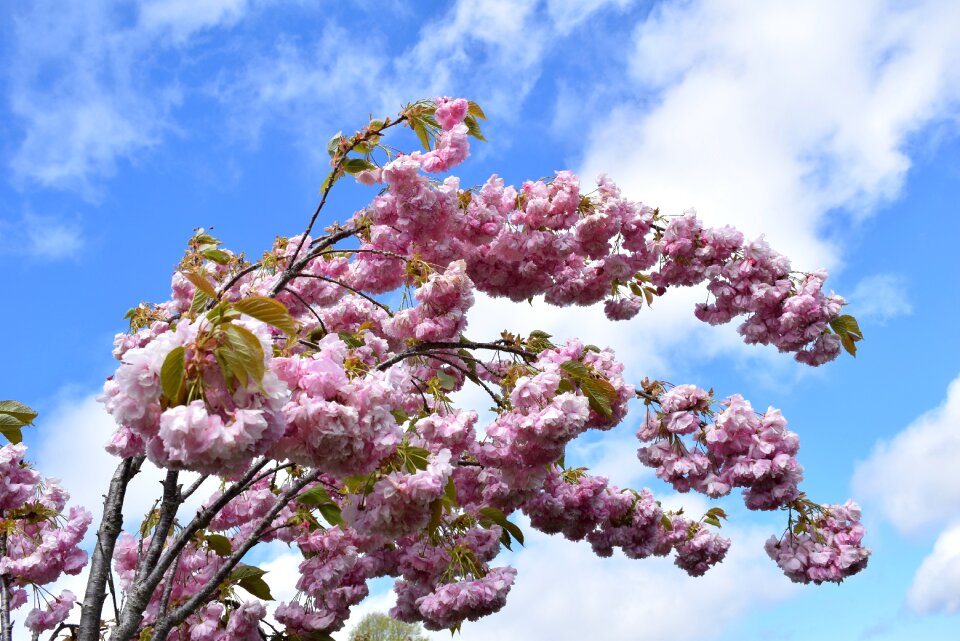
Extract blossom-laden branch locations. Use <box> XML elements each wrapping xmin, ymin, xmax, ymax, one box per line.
<box><xmin>2</xmin><ymin>97</ymin><xmax>869</xmax><ymax>641</ymax></box>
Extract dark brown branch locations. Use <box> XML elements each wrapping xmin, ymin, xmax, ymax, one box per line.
<box><xmin>281</xmin><ymin>287</ymin><xmax>327</xmax><ymax>331</ymax></box>
<box><xmin>179</xmin><ymin>474</ymin><xmax>209</xmax><ymax>503</ymax></box>
<box><xmin>425</xmin><ymin>353</ymin><xmax>506</xmax><ymax>410</ymax></box>
<box><xmin>287</xmin><ymin>116</ymin><xmax>407</xmax><ymax>267</ymax></box>
<box><xmin>77</xmin><ymin>455</ymin><xmax>145</xmax><ymax>641</ymax></box>
<box><xmin>376</xmin><ymin>340</ymin><xmax>536</xmax><ymax>371</ymax></box>
<box><xmin>110</xmin><ymin>461</ymin><xmax>268</xmax><ymax>641</ymax></box>
<box><xmin>1</xmin><ymin>530</ymin><xmax>11</xmax><ymax>641</ymax></box>
<box><xmin>271</xmin><ymin>226</ymin><xmax>360</xmax><ymax>296</ymax></box>
<box><xmin>149</xmin><ymin>471</ymin><xmax>323</xmax><ymax>641</ymax></box>
<box><xmin>216</xmin><ymin>262</ymin><xmax>261</xmax><ymax>300</ymax></box>
<box><xmin>288</xmin><ymin>273</ymin><xmax>394</xmax><ymax>316</ymax></box>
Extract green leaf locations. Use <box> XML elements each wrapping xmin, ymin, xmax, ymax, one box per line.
<box><xmin>443</xmin><ymin>476</ymin><xmax>458</xmax><ymax>505</ymax></box>
<box><xmin>0</xmin><ymin>400</ymin><xmax>38</xmax><ymax>424</ymax></box>
<box><xmin>327</xmin><ymin>131</ymin><xmax>343</xmax><ymax>158</ymax></box>
<box><xmin>463</xmin><ymin>115</ymin><xmax>486</xmax><ymax>142</ymax></box>
<box><xmin>317</xmin><ymin>502</ymin><xmax>344</xmax><ymax>526</ymax></box>
<box><xmin>298</xmin><ymin>486</ymin><xmax>344</xmax><ymax>525</ymax></box>
<box><xmin>338</xmin><ymin>331</ymin><xmax>364</xmax><ymax>349</ymax></box>
<box><xmin>467</xmin><ymin>100</ymin><xmax>487</xmax><ymax>120</ymax></box>
<box><xmin>201</xmin><ymin>248</ymin><xmax>231</xmax><ymax>265</ymax></box>
<box><xmin>829</xmin><ymin>314</ymin><xmax>863</xmax><ymax>339</ymax></box>
<box><xmin>182</xmin><ymin>271</ymin><xmax>217</xmax><ymax>298</ymax></box>
<box><xmin>233</xmin><ymin>296</ymin><xmax>297</xmax><ymax>336</ymax></box>
<box><xmin>298</xmin><ymin>486</ymin><xmax>336</xmax><ymax>506</ymax></box>
<box><xmin>194</xmin><ymin>232</ymin><xmax>220</xmax><ymax>245</ymax></box>
<box><xmin>840</xmin><ymin>332</ymin><xmax>858</xmax><ymax>357</ymax></box>
<box><xmin>413</xmin><ymin>121</ymin><xmax>431</xmax><ymax>151</ymax></box>
<box><xmin>204</xmin><ymin>534</ymin><xmax>232</xmax><ymax>556</ymax></box>
<box><xmin>580</xmin><ymin>377</ymin><xmax>617</xmax><ymax>420</ymax></box>
<box><xmin>319</xmin><ymin>172</ymin><xmax>336</xmax><ymax>194</ymax></box>
<box><xmin>660</xmin><ymin>514</ymin><xmax>674</xmax><ymax>531</ymax></box>
<box><xmin>0</xmin><ymin>418</ymin><xmax>24</xmax><ymax>444</ymax></box>
<box><xmin>219</xmin><ymin>323</ymin><xmax>265</xmax><ymax>388</ymax></box>
<box><xmin>559</xmin><ymin>360</ymin><xmax>591</xmax><ymax>380</ymax></box>
<box><xmin>436</xmin><ymin>369</ymin><xmax>457</xmax><ymax>391</ymax></box>
<box><xmin>390</xmin><ymin>408</ymin><xmax>410</xmax><ymax>425</ymax></box>
<box><xmin>402</xmin><ymin>445</ymin><xmax>430</xmax><ymax>473</ymax></box>
<box><xmin>479</xmin><ymin>507</ymin><xmax>525</xmax><ymax>547</ymax></box>
<box><xmin>704</xmin><ymin>515</ymin><xmax>722</xmax><ymax>528</ymax></box>
<box><xmin>229</xmin><ymin>565</ymin><xmax>274</xmax><ymax>601</ymax></box>
<box><xmin>342</xmin><ymin>157</ymin><xmax>377</xmax><ymax>175</ymax></box>
<box><xmin>160</xmin><ymin>346</ymin><xmax>185</xmax><ymax>405</ymax></box>
<box><xmin>427</xmin><ymin>498</ymin><xmax>443</xmax><ymax>533</ymax></box>
<box><xmin>190</xmin><ymin>288</ymin><xmax>210</xmax><ymax>316</ymax></box>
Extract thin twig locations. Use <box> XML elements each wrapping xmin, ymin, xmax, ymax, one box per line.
<box><xmin>289</xmin><ymin>273</ymin><xmax>394</xmax><ymax>316</ymax></box>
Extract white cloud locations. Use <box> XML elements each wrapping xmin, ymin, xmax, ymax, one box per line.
<box><xmin>908</xmin><ymin>522</ymin><xmax>960</xmax><ymax>615</ymax></box>
<box><xmin>579</xmin><ymin>0</ymin><xmax>960</xmax><ymax>270</ymax></box>
<box><xmin>848</xmin><ymin>273</ymin><xmax>913</xmax><ymax>322</ymax></box>
<box><xmin>5</xmin><ymin>0</ymin><xmax>262</xmax><ymax>194</ymax></box>
<box><xmin>219</xmin><ymin>0</ymin><xmax>551</xmax><ymax>156</ymax></box>
<box><xmin>0</xmin><ymin>213</ymin><xmax>85</xmax><ymax>259</ymax></box>
<box><xmin>546</xmin><ymin>0</ymin><xmax>635</xmax><ymax>35</ymax></box>
<box><xmin>139</xmin><ymin>0</ymin><xmax>253</xmax><ymax>43</ymax></box>
<box><xmin>853</xmin><ymin>374</ymin><xmax>960</xmax><ymax>536</ymax></box>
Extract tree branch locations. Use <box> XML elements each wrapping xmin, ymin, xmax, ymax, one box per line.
<box><xmin>376</xmin><ymin>340</ymin><xmax>536</xmax><ymax>371</ymax></box>
<box><xmin>110</xmin><ymin>461</ymin><xmax>267</xmax><ymax>641</ymax></box>
<box><xmin>77</xmin><ymin>455</ymin><xmax>145</xmax><ymax>641</ymax></box>
<box><xmin>149</xmin><ymin>471</ymin><xmax>322</xmax><ymax>641</ymax></box>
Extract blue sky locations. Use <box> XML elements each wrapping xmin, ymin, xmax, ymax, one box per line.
<box><xmin>2</xmin><ymin>1</ymin><xmax>960</xmax><ymax>640</ymax></box>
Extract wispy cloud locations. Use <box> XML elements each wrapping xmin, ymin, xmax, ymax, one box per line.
<box><xmin>848</xmin><ymin>273</ymin><xmax>913</xmax><ymax>322</ymax></box>
<box><xmin>5</xmin><ymin>0</ymin><xmax>266</xmax><ymax>196</ymax></box>
<box><xmin>0</xmin><ymin>212</ymin><xmax>85</xmax><ymax>259</ymax></box>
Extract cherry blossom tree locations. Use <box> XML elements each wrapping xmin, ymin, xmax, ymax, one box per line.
<box><xmin>0</xmin><ymin>98</ymin><xmax>869</xmax><ymax>641</ymax></box>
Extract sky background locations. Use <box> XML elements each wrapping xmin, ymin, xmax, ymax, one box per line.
<box><xmin>2</xmin><ymin>1</ymin><xmax>959</xmax><ymax>639</ymax></box>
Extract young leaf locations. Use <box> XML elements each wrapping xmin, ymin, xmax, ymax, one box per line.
<box><xmin>463</xmin><ymin>115</ymin><xmax>487</xmax><ymax>142</ymax></box>
<box><xmin>0</xmin><ymin>400</ymin><xmax>38</xmax><ymax>425</ymax></box>
<box><xmin>220</xmin><ymin>323</ymin><xmax>265</xmax><ymax>388</ymax></box>
<box><xmin>467</xmin><ymin>100</ymin><xmax>487</xmax><ymax>120</ymax></box>
<box><xmin>338</xmin><ymin>331</ymin><xmax>364</xmax><ymax>349</ymax></box>
<box><xmin>229</xmin><ymin>565</ymin><xmax>274</xmax><ymax>601</ymax></box>
<box><xmin>182</xmin><ymin>271</ymin><xmax>217</xmax><ymax>298</ymax></box>
<box><xmin>580</xmin><ymin>377</ymin><xmax>617</xmax><ymax>420</ymax></box>
<box><xmin>413</xmin><ymin>121</ymin><xmax>431</xmax><ymax>150</ymax></box>
<box><xmin>160</xmin><ymin>346</ymin><xmax>186</xmax><ymax>405</ymax></box>
<box><xmin>559</xmin><ymin>360</ymin><xmax>591</xmax><ymax>380</ymax></box>
<box><xmin>0</xmin><ymin>416</ymin><xmax>24</xmax><ymax>444</ymax></box>
<box><xmin>436</xmin><ymin>369</ymin><xmax>457</xmax><ymax>391</ymax></box>
<box><xmin>298</xmin><ymin>486</ymin><xmax>336</xmax><ymax>506</ymax></box>
<box><xmin>342</xmin><ymin>158</ymin><xmax>377</xmax><ymax>175</ymax></box>
<box><xmin>327</xmin><ymin>131</ymin><xmax>343</xmax><ymax>158</ymax></box>
<box><xmin>201</xmin><ymin>248</ymin><xmax>231</xmax><ymax>265</ymax></box>
<box><xmin>233</xmin><ymin>296</ymin><xmax>297</xmax><ymax>335</ymax></box>
<box><xmin>204</xmin><ymin>534</ymin><xmax>232</xmax><ymax>556</ymax></box>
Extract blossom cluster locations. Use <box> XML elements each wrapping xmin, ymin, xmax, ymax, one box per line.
<box><xmin>765</xmin><ymin>500</ymin><xmax>871</xmax><ymax>584</ymax></box>
<box><xmin>522</xmin><ymin>467</ymin><xmax>730</xmax><ymax>576</ymax></box>
<box><xmin>637</xmin><ymin>385</ymin><xmax>804</xmax><ymax>510</ymax></box>
<box><xmin>0</xmin><ymin>444</ymin><xmax>90</xmax><ymax>635</ymax></box>
<box><xmin>634</xmin><ymin>383</ymin><xmax>869</xmax><ymax>581</ymax></box>
<box><xmin>77</xmin><ymin>96</ymin><xmax>870</xmax><ymax>639</ymax></box>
